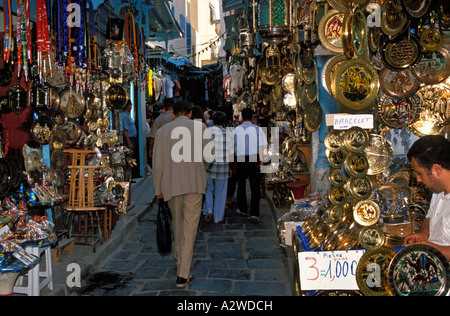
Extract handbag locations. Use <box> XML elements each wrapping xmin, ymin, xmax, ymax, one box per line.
<box><xmin>156</xmin><ymin>199</ymin><xmax>172</xmax><ymax>256</ymax></box>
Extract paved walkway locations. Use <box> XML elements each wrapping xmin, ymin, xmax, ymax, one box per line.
<box><xmin>78</xmin><ymin>190</ymin><xmax>291</xmax><ymax>296</ymax></box>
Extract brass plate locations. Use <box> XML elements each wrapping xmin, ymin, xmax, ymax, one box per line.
<box><xmin>378</xmin><ymin>94</ymin><xmax>421</xmax><ymax>129</ymax></box>
<box><xmin>327</xmin><ymin>149</ymin><xmax>346</xmax><ymax>169</ymax></box>
<box><xmin>380</xmin><ymin>0</ymin><xmax>410</xmax><ymax>36</ymax></box>
<box><xmin>439</xmin><ymin>0</ymin><xmax>450</xmax><ymax>28</ymax></box>
<box><xmin>332</xmin><ymin>59</ymin><xmax>380</xmax><ymax>111</ymax></box>
<box><xmin>379</xmin><ymin>68</ymin><xmax>420</xmax><ymax>99</ymax></box>
<box><xmin>322</xmin><ymin>54</ymin><xmax>348</xmax><ymax>96</ymax></box>
<box><xmin>31</xmin><ymin>118</ymin><xmax>55</xmax><ymax>145</ymax></box>
<box><xmin>318</xmin><ymin>10</ymin><xmax>345</xmax><ymax>54</ymax></box>
<box><xmin>60</xmin><ymin>88</ymin><xmax>86</xmax><ymax>119</ymax></box>
<box><xmin>345</xmin><ymin>152</ymin><xmax>369</xmax><ymax>178</ymax></box>
<box><xmin>368</xmin><ymin>27</ymin><xmax>384</xmax><ymax>54</ymax></box>
<box><xmin>402</xmin><ymin>0</ymin><xmax>431</xmax><ymax>18</ymax></box>
<box><xmin>105</xmin><ymin>84</ymin><xmax>128</xmax><ymax>110</ymax></box>
<box><xmin>348</xmin><ymin>176</ymin><xmax>373</xmax><ymax>200</ymax></box>
<box><xmin>364</xmin><ymin>134</ymin><xmax>393</xmax><ymax>175</ymax></box>
<box><xmin>329</xmin><ymin>168</ymin><xmax>346</xmax><ymax>187</ymax></box>
<box><xmin>327</xmin><ymin>0</ymin><xmax>351</xmax><ymax>13</ymax></box>
<box><xmin>381</xmin><ymin>34</ymin><xmax>422</xmax><ymax>71</ymax></box>
<box><xmin>324</xmin><ymin>129</ymin><xmax>343</xmax><ymax>152</ymax></box>
<box><xmin>356</xmin><ymin>247</ymin><xmax>397</xmax><ymax>296</ymax></box>
<box><xmin>62</xmin><ymin>119</ymin><xmax>82</xmax><ymax>145</ymax></box>
<box><xmin>342</xmin><ymin>10</ymin><xmax>355</xmax><ymax>59</ymax></box>
<box><xmin>303</xmin><ymin>100</ymin><xmax>323</xmax><ymax>132</ymax></box>
<box><xmin>359</xmin><ymin>226</ymin><xmax>386</xmax><ymax>251</ymax></box>
<box><xmin>351</xmin><ymin>6</ymin><xmax>368</xmax><ymax>58</ymax></box>
<box><xmin>353</xmin><ymin>200</ymin><xmax>381</xmax><ymax>226</ymax></box>
<box><xmin>282</xmin><ymin>73</ymin><xmax>295</xmax><ymax>92</ymax></box>
<box><xmin>420</xmin><ymin>28</ymin><xmax>444</xmax><ymax>52</ymax></box>
<box><xmin>388</xmin><ymin>245</ymin><xmax>450</xmax><ymax>296</ymax></box>
<box><xmin>302</xmin><ymin>64</ymin><xmax>316</xmax><ymax>85</ymax></box>
<box><xmin>408</xmin><ymin>108</ymin><xmax>444</xmax><ymax>137</ymax></box>
<box><xmin>411</xmin><ymin>48</ymin><xmax>450</xmax><ymax>85</ymax></box>
<box><xmin>342</xmin><ymin>127</ymin><xmax>369</xmax><ymax>153</ymax></box>
<box><xmin>329</xmin><ymin>185</ymin><xmax>347</xmax><ymax>206</ymax></box>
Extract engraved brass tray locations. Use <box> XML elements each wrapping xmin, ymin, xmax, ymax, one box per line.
<box><xmin>359</xmin><ymin>225</ymin><xmax>385</xmax><ymax>251</ymax></box>
<box><xmin>322</xmin><ymin>54</ymin><xmax>348</xmax><ymax>96</ymax></box>
<box><xmin>411</xmin><ymin>48</ymin><xmax>450</xmax><ymax>85</ymax></box>
<box><xmin>327</xmin><ymin>149</ymin><xmax>346</xmax><ymax>169</ymax></box>
<box><xmin>381</xmin><ymin>0</ymin><xmax>410</xmax><ymax>36</ymax></box>
<box><xmin>324</xmin><ymin>129</ymin><xmax>343</xmax><ymax>152</ymax></box>
<box><xmin>364</xmin><ymin>134</ymin><xmax>393</xmax><ymax>176</ymax></box>
<box><xmin>329</xmin><ymin>185</ymin><xmax>348</xmax><ymax>206</ymax></box>
<box><xmin>347</xmin><ymin>176</ymin><xmax>373</xmax><ymax>200</ymax></box>
<box><xmin>345</xmin><ymin>152</ymin><xmax>369</xmax><ymax>178</ymax></box>
<box><xmin>351</xmin><ymin>6</ymin><xmax>368</xmax><ymax>58</ymax></box>
<box><xmin>402</xmin><ymin>0</ymin><xmax>431</xmax><ymax>18</ymax></box>
<box><xmin>378</xmin><ymin>94</ymin><xmax>421</xmax><ymax>129</ymax></box>
<box><xmin>329</xmin><ymin>168</ymin><xmax>346</xmax><ymax>187</ymax></box>
<box><xmin>318</xmin><ymin>9</ymin><xmax>345</xmax><ymax>54</ymax></box>
<box><xmin>60</xmin><ymin>88</ymin><xmax>86</xmax><ymax>119</ymax></box>
<box><xmin>303</xmin><ymin>100</ymin><xmax>323</xmax><ymax>132</ymax></box>
<box><xmin>327</xmin><ymin>0</ymin><xmax>351</xmax><ymax>13</ymax></box>
<box><xmin>353</xmin><ymin>200</ymin><xmax>381</xmax><ymax>226</ymax></box>
<box><xmin>381</xmin><ymin>34</ymin><xmax>422</xmax><ymax>71</ymax></box>
<box><xmin>106</xmin><ymin>84</ymin><xmax>128</xmax><ymax>110</ymax></box>
<box><xmin>332</xmin><ymin>59</ymin><xmax>380</xmax><ymax>111</ymax></box>
<box><xmin>356</xmin><ymin>247</ymin><xmax>397</xmax><ymax>296</ymax></box>
<box><xmin>380</xmin><ymin>68</ymin><xmax>420</xmax><ymax>99</ymax></box>
<box><xmin>342</xmin><ymin>127</ymin><xmax>369</xmax><ymax>153</ymax></box>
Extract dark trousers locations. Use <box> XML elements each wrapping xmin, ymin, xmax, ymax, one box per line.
<box><xmin>236</xmin><ymin>160</ymin><xmax>261</xmax><ymax>217</ymax></box>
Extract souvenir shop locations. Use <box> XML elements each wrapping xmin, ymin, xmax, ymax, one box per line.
<box><xmin>0</xmin><ymin>0</ymin><xmax>159</xmax><ymax>295</ymax></box>
<box><xmin>222</xmin><ymin>0</ymin><xmax>450</xmax><ymax>296</ymax></box>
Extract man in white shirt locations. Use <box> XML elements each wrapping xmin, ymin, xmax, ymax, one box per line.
<box><xmin>232</xmin><ymin>108</ymin><xmax>268</xmax><ymax>223</ymax></box>
<box><xmin>405</xmin><ymin>135</ymin><xmax>450</xmax><ymax>260</ymax></box>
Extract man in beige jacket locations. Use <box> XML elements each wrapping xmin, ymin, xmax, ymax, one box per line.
<box><xmin>153</xmin><ymin>100</ymin><xmax>214</xmax><ymax>287</ymax></box>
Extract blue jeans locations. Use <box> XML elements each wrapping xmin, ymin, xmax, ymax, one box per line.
<box><xmin>203</xmin><ymin>178</ymin><xmax>228</xmax><ymax>222</ymax></box>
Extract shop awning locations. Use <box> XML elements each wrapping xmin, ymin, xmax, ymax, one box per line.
<box><xmin>143</xmin><ymin>0</ymin><xmax>184</xmax><ymax>41</ymax></box>
<box><xmin>222</xmin><ymin>0</ymin><xmax>246</xmax><ymax>12</ymax></box>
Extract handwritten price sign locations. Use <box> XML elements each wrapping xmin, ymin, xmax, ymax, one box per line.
<box><xmin>298</xmin><ymin>250</ymin><xmax>365</xmax><ymax>291</ymax></box>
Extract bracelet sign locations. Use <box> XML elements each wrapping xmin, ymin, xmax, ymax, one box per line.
<box><xmin>298</xmin><ymin>250</ymin><xmax>365</xmax><ymax>291</ymax></box>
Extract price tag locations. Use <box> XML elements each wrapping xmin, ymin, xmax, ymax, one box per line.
<box><xmin>298</xmin><ymin>250</ymin><xmax>365</xmax><ymax>291</ymax></box>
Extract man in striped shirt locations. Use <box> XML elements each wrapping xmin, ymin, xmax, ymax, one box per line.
<box><xmin>405</xmin><ymin>135</ymin><xmax>450</xmax><ymax>260</ymax></box>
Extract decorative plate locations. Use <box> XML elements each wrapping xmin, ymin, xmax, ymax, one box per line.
<box><xmin>60</xmin><ymin>88</ymin><xmax>86</xmax><ymax>119</ymax></box>
<box><xmin>381</xmin><ymin>0</ymin><xmax>410</xmax><ymax>36</ymax></box>
<box><xmin>345</xmin><ymin>152</ymin><xmax>369</xmax><ymax>178</ymax></box>
<box><xmin>62</xmin><ymin>119</ymin><xmax>82</xmax><ymax>145</ymax></box>
<box><xmin>342</xmin><ymin>10</ymin><xmax>355</xmax><ymax>59</ymax></box>
<box><xmin>329</xmin><ymin>185</ymin><xmax>348</xmax><ymax>206</ymax></box>
<box><xmin>348</xmin><ymin>176</ymin><xmax>373</xmax><ymax>200</ymax></box>
<box><xmin>438</xmin><ymin>0</ymin><xmax>450</xmax><ymax>28</ymax></box>
<box><xmin>342</xmin><ymin>127</ymin><xmax>369</xmax><ymax>153</ymax></box>
<box><xmin>303</xmin><ymin>100</ymin><xmax>323</xmax><ymax>132</ymax></box>
<box><xmin>378</xmin><ymin>94</ymin><xmax>421</xmax><ymax>129</ymax></box>
<box><xmin>322</xmin><ymin>54</ymin><xmax>348</xmax><ymax>96</ymax></box>
<box><xmin>411</xmin><ymin>48</ymin><xmax>450</xmax><ymax>85</ymax></box>
<box><xmin>332</xmin><ymin>58</ymin><xmax>380</xmax><ymax>111</ymax></box>
<box><xmin>359</xmin><ymin>225</ymin><xmax>386</xmax><ymax>251</ymax></box>
<box><xmin>327</xmin><ymin>0</ymin><xmax>352</xmax><ymax>13</ymax></box>
<box><xmin>364</xmin><ymin>134</ymin><xmax>394</xmax><ymax>176</ymax></box>
<box><xmin>353</xmin><ymin>199</ymin><xmax>381</xmax><ymax>226</ymax></box>
<box><xmin>0</xmin><ymin>158</ymin><xmax>12</xmax><ymax>198</ymax></box>
<box><xmin>325</xmin><ymin>129</ymin><xmax>343</xmax><ymax>152</ymax></box>
<box><xmin>388</xmin><ymin>245</ymin><xmax>450</xmax><ymax>296</ymax></box>
<box><xmin>318</xmin><ymin>9</ymin><xmax>345</xmax><ymax>54</ymax></box>
<box><xmin>420</xmin><ymin>28</ymin><xmax>444</xmax><ymax>52</ymax></box>
<box><xmin>32</xmin><ymin>84</ymin><xmax>60</xmax><ymax>117</ymax></box>
<box><xmin>327</xmin><ymin>149</ymin><xmax>346</xmax><ymax>169</ymax></box>
<box><xmin>351</xmin><ymin>6</ymin><xmax>368</xmax><ymax>58</ymax></box>
<box><xmin>31</xmin><ymin>118</ymin><xmax>55</xmax><ymax>145</ymax></box>
<box><xmin>380</xmin><ymin>68</ymin><xmax>420</xmax><ymax>99</ymax></box>
<box><xmin>381</xmin><ymin>34</ymin><xmax>422</xmax><ymax>71</ymax></box>
<box><xmin>282</xmin><ymin>73</ymin><xmax>295</xmax><ymax>93</ymax></box>
<box><xmin>329</xmin><ymin>168</ymin><xmax>346</xmax><ymax>187</ymax></box>
<box><xmin>356</xmin><ymin>247</ymin><xmax>397</xmax><ymax>296</ymax></box>
<box><xmin>105</xmin><ymin>84</ymin><xmax>128</xmax><ymax>110</ymax></box>
<box><xmin>6</xmin><ymin>157</ymin><xmax>21</xmax><ymax>190</ymax></box>
<box><xmin>402</xmin><ymin>0</ymin><xmax>431</xmax><ymax>18</ymax></box>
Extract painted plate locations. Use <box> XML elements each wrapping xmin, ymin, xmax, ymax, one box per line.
<box><xmin>353</xmin><ymin>199</ymin><xmax>380</xmax><ymax>226</ymax></box>
<box><xmin>318</xmin><ymin>9</ymin><xmax>345</xmax><ymax>54</ymax></box>
<box><xmin>378</xmin><ymin>94</ymin><xmax>421</xmax><ymax>129</ymax></box>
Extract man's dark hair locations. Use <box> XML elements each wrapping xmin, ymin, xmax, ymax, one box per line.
<box><xmin>164</xmin><ymin>98</ymin><xmax>174</xmax><ymax>110</ymax></box>
<box><xmin>407</xmin><ymin>135</ymin><xmax>450</xmax><ymax>171</ymax></box>
<box><xmin>241</xmin><ymin>108</ymin><xmax>254</xmax><ymax>121</ymax></box>
<box><xmin>173</xmin><ymin>101</ymin><xmax>193</xmax><ymax>115</ymax></box>
<box><xmin>212</xmin><ymin>111</ymin><xmax>227</xmax><ymax>127</ymax></box>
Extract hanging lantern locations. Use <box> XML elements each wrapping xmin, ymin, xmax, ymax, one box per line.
<box><xmin>253</xmin><ymin>0</ymin><xmax>292</xmax><ymax>41</ymax></box>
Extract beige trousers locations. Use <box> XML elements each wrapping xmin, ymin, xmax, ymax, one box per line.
<box><xmin>168</xmin><ymin>193</ymin><xmax>203</xmax><ymax>279</ymax></box>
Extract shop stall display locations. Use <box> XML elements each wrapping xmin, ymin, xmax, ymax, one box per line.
<box><xmin>224</xmin><ymin>0</ymin><xmax>450</xmax><ymax>296</ymax></box>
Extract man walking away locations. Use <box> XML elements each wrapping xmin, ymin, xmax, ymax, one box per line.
<box><xmin>153</xmin><ymin>101</ymin><xmax>214</xmax><ymax>287</ymax></box>
<box><xmin>233</xmin><ymin>108</ymin><xmax>268</xmax><ymax>223</ymax></box>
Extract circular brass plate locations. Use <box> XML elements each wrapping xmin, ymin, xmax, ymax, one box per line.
<box><xmin>318</xmin><ymin>10</ymin><xmax>345</xmax><ymax>54</ymax></box>
<box><xmin>351</xmin><ymin>7</ymin><xmax>368</xmax><ymax>58</ymax></box>
<box><xmin>389</xmin><ymin>245</ymin><xmax>450</xmax><ymax>296</ymax></box>
<box><xmin>402</xmin><ymin>0</ymin><xmax>431</xmax><ymax>18</ymax></box>
<box><xmin>329</xmin><ymin>168</ymin><xmax>346</xmax><ymax>187</ymax></box>
<box><xmin>378</xmin><ymin>94</ymin><xmax>421</xmax><ymax>129</ymax></box>
<box><xmin>31</xmin><ymin>118</ymin><xmax>55</xmax><ymax>145</ymax></box>
<box><xmin>329</xmin><ymin>185</ymin><xmax>347</xmax><ymax>206</ymax></box>
<box><xmin>105</xmin><ymin>84</ymin><xmax>128</xmax><ymax>110</ymax></box>
<box><xmin>420</xmin><ymin>28</ymin><xmax>444</xmax><ymax>52</ymax></box>
<box><xmin>327</xmin><ymin>0</ymin><xmax>351</xmax><ymax>13</ymax></box>
<box><xmin>381</xmin><ymin>34</ymin><xmax>422</xmax><ymax>71</ymax></box>
<box><xmin>332</xmin><ymin>58</ymin><xmax>380</xmax><ymax>111</ymax></box>
<box><xmin>342</xmin><ymin>10</ymin><xmax>355</xmax><ymax>59</ymax></box>
<box><xmin>303</xmin><ymin>100</ymin><xmax>323</xmax><ymax>132</ymax></box>
<box><xmin>325</xmin><ymin>129</ymin><xmax>344</xmax><ymax>152</ymax></box>
<box><xmin>381</xmin><ymin>0</ymin><xmax>410</xmax><ymax>36</ymax></box>
<box><xmin>356</xmin><ymin>247</ymin><xmax>397</xmax><ymax>296</ymax></box>
<box><xmin>380</xmin><ymin>68</ymin><xmax>420</xmax><ymax>99</ymax></box>
<box><xmin>348</xmin><ymin>176</ymin><xmax>373</xmax><ymax>200</ymax></box>
<box><xmin>327</xmin><ymin>149</ymin><xmax>346</xmax><ymax>169</ymax></box>
<box><xmin>342</xmin><ymin>127</ymin><xmax>369</xmax><ymax>153</ymax></box>
<box><xmin>353</xmin><ymin>200</ymin><xmax>381</xmax><ymax>226</ymax></box>
<box><xmin>359</xmin><ymin>226</ymin><xmax>386</xmax><ymax>251</ymax></box>
<box><xmin>322</xmin><ymin>54</ymin><xmax>348</xmax><ymax>96</ymax></box>
<box><xmin>411</xmin><ymin>48</ymin><xmax>450</xmax><ymax>85</ymax></box>
<box><xmin>345</xmin><ymin>152</ymin><xmax>369</xmax><ymax>178</ymax></box>
<box><xmin>59</xmin><ymin>89</ymin><xmax>86</xmax><ymax>119</ymax></box>
<box><xmin>282</xmin><ymin>73</ymin><xmax>295</xmax><ymax>92</ymax></box>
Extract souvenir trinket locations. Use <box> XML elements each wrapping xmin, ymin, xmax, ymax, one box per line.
<box><xmin>411</xmin><ymin>48</ymin><xmax>450</xmax><ymax>85</ymax></box>
<box><xmin>345</xmin><ymin>152</ymin><xmax>369</xmax><ymax>178</ymax></box>
<box><xmin>353</xmin><ymin>200</ymin><xmax>380</xmax><ymax>226</ymax></box>
<box><xmin>342</xmin><ymin>127</ymin><xmax>369</xmax><ymax>153</ymax></box>
<box><xmin>105</xmin><ymin>84</ymin><xmax>128</xmax><ymax>110</ymax></box>
<box><xmin>379</xmin><ymin>68</ymin><xmax>420</xmax><ymax>99</ymax></box>
<box><xmin>364</xmin><ymin>134</ymin><xmax>393</xmax><ymax>176</ymax></box>
<box><xmin>378</xmin><ymin>94</ymin><xmax>421</xmax><ymax>129</ymax></box>
<box><xmin>318</xmin><ymin>10</ymin><xmax>345</xmax><ymax>54</ymax></box>
<box><xmin>380</xmin><ymin>0</ymin><xmax>409</xmax><ymax>36</ymax></box>
<box><xmin>359</xmin><ymin>225</ymin><xmax>385</xmax><ymax>251</ymax></box>
<box><xmin>60</xmin><ymin>89</ymin><xmax>86</xmax><ymax>119</ymax></box>
<box><xmin>381</xmin><ymin>34</ymin><xmax>422</xmax><ymax>71</ymax></box>
<box><xmin>303</xmin><ymin>100</ymin><xmax>323</xmax><ymax>132</ymax></box>
<box><xmin>351</xmin><ymin>6</ymin><xmax>368</xmax><ymax>58</ymax></box>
